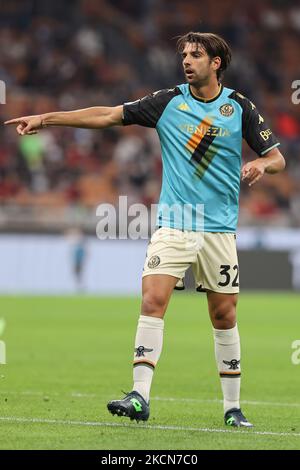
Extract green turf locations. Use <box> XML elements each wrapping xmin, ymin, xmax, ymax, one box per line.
<box><xmin>0</xmin><ymin>293</ymin><xmax>300</xmax><ymax>450</ymax></box>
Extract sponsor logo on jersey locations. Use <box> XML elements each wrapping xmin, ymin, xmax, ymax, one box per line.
<box><xmin>260</xmin><ymin>129</ymin><xmax>272</xmax><ymax>141</ymax></box>
<box><xmin>180</xmin><ymin>123</ymin><xmax>230</xmax><ymax>137</ymax></box>
<box><xmin>177</xmin><ymin>103</ymin><xmax>190</xmax><ymax>111</ymax></box>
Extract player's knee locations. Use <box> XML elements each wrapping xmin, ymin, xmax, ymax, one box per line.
<box><xmin>214</xmin><ymin>314</ymin><xmax>236</xmax><ymax>329</ymax></box>
<box><xmin>141</xmin><ymin>291</ymin><xmax>168</xmax><ymax>317</ymax></box>
<box><xmin>210</xmin><ymin>299</ymin><xmax>237</xmax><ymax>328</ymax></box>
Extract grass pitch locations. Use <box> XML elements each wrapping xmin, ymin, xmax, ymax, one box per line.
<box><xmin>0</xmin><ymin>293</ymin><xmax>300</xmax><ymax>450</ymax></box>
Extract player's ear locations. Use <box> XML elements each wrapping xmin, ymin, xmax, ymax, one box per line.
<box><xmin>212</xmin><ymin>56</ymin><xmax>221</xmax><ymax>72</ymax></box>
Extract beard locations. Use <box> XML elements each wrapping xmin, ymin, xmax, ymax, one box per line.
<box><xmin>185</xmin><ymin>72</ymin><xmax>210</xmax><ymax>87</ymax></box>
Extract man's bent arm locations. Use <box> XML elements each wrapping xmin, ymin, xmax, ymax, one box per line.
<box><xmin>241</xmin><ymin>147</ymin><xmax>286</xmax><ymax>186</ymax></box>
<box><xmin>260</xmin><ymin>147</ymin><xmax>286</xmax><ymax>174</ymax></box>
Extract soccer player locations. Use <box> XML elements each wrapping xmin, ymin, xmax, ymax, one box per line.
<box><xmin>5</xmin><ymin>32</ymin><xmax>285</xmax><ymax>427</ymax></box>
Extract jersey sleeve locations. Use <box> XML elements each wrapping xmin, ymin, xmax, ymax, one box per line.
<box><xmin>122</xmin><ymin>87</ymin><xmax>181</xmax><ymax>128</ymax></box>
<box><xmin>230</xmin><ymin>91</ymin><xmax>280</xmax><ymax>156</ymax></box>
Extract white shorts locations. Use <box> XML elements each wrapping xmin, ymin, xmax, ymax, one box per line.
<box><xmin>142</xmin><ymin>227</ymin><xmax>239</xmax><ymax>294</ymax></box>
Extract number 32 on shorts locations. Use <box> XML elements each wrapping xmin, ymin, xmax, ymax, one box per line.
<box><xmin>218</xmin><ymin>265</ymin><xmax>239</xmax><ymax>287</ymax></box>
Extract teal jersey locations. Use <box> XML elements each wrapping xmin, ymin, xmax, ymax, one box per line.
<box><xmin>123</xmin><ymin>84</ymin><xmax>280</xmax><ymax>232</ymax></box>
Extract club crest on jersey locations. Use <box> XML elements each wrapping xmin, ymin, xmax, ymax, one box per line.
<box><xmin>219</xmin><ymin>103</ymin><xmax>234</xmax><ymax>117</ymax></box>
<box><xmin>148</xmin><ymin>255</ymin><xmax>160</xmax><ymax>268</ymax></box>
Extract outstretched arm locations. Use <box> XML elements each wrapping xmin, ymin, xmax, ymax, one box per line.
<box><xmin>241</xmin><ymin>147</ymin><xmax>286</xmax><ymax>187</ymax></box>
<box><xmin>4</xmin><ymin>105</ymin><xmax>124</xmax><ymax>135</ymax></box>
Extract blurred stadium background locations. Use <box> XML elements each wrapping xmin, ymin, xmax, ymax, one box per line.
<box><xmin>1</xmin><ymin>0</ymin><xmax>300</xmax><ymax>452</ymax></box>
<box><xmin>0</xmin><ymin>0</ymin><xmax>300</xmax><ymax>294</ymax></box>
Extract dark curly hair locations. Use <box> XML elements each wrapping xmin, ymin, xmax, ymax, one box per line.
<box><xmin>176</xmin><ymin>32</ymin><xmax>232</xmax><ymax>80</ymax></box>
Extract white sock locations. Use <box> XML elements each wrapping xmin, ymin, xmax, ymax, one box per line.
<box><xmin>133</xmin><ymin>315</ymin><xmax>164</xmax><ymax>403</ymax></box>
<box><xmin>213</xmin><ymin>325</ymin><xmax>241</xmax><ymax>413</ymax></box>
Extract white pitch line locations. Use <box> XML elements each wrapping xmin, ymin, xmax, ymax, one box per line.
<box><xmin>0</xmin><ymin>416</ymin><xmax>300</xmax><ymax>438</ymax></box>
<box><xmin>153</xmin><ymin>397</ymin><xmax>300</xmax><ymax>408</ymax></box>
<box><xmin>1</xmin><ymin>390</ymin><xmax>300</xmax><ymax>408</ymax></box>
